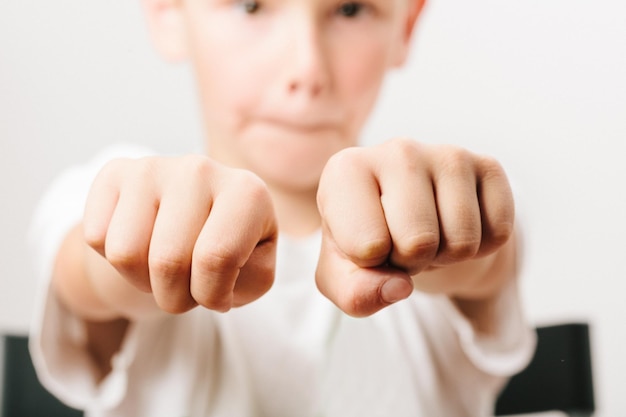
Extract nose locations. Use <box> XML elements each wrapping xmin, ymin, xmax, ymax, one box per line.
<box><xmin>283</xmin><ymin>17</ymin><xmax>330</xmax><ymax>99</ymax></box>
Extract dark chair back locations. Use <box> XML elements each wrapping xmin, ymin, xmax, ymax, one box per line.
<box><xmin>1</xmin><ymin>334</ymin><xmax>83</xmax><ymax>417</ymax></box>
<box><xmin>495</xmin><ymin>323</ymin><xmax>595</xmax><ymax>416</ymax></box>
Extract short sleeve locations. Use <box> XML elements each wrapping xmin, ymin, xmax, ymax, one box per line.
<box><xmin>28</xmin><ymin>144</ymin><xmax>155</xmax><ymax>410</ymax></box>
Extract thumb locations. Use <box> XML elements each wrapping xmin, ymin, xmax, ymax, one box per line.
<box><xmin>315</xmin><ymin>233</ymin><xmax>414</xmax><ymax>317</ymax></box>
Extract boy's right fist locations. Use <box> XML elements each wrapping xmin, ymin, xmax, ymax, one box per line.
<box><xmin>82</xmin><ymin>155</ymin><xmax>278</xmax><ymax>315</ymax></box>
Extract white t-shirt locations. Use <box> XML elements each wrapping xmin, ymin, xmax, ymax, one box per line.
<box><xmin>28</xmin><ymin>144</ymin><xmax>535</xmax><ymax>417</ymax></box>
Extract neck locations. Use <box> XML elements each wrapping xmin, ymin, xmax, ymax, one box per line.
<box><xmin>267</xmin><ymin>183</ymin><xmax>321</xmax><ymax>238</ymax></box>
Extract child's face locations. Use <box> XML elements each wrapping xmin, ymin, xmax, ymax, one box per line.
<box><xmin>148</xmin><ymin>0</ymin><xmax>422</xmax><ymax>191</ymax></box>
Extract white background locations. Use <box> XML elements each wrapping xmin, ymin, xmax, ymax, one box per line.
<box><xmin>1</xmin><ymin>0</ymin><xmax>625</xmax><ymax>415</ymax></box>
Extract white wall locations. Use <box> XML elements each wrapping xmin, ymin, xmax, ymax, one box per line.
<box><xmin>0</xmin><ymin>1</ymin><xmax>202</xmax><ymax>322</ymax></box>
<box><xmin>1</xmin><ymin>0</ymin><xmax>625</xmax><ymax>415</ymax></box>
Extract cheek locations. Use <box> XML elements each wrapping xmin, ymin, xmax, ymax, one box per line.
<box><xmin>193</xmin><ymin>49</ymin><xmax>260</xmax><ymax>118</ymax></box>
<box><xmin>188</xmin><ymin>25</ymin><xmax>266</xmax><ymax>122</ymax></box>
<box><xmin>333</xmin><ymin>39</ymin><xmax>390</xmax><ymax>127</ymax></box>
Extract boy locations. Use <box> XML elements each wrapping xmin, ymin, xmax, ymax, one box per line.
<box><xmin>29</xmin><ymin>0</ymin><xmax>534</xmax><ymax>415</ymax></box>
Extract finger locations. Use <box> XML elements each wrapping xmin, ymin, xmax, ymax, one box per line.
<box><xmin>191</xmin><ymin>172</ymin><xmax>277</xmax><ymax>312</ymax></box>
<box><xmin>432</xmin><ymin>152</ymin><xmax>482</xmax><ymax>265</ymax></box>
<box><xmin>377</xmin><ymin>145</ymin><xmax>440</xmax><ymax>274</ymax></box>
<box><xmin>316</xmin><ymin>230</ymin><xmax>413</xmax><ymax>317</ymax></box>
<box><xmin>233</xmin><ymin>238</ymin><xmax>276</xmax><ymax>307</ymax></box>
<box><xmin>317</xmin><ymin>149</ymin><xmax>391</xmax><ymax>268</ymax></box>
<box><xmin>148</xmin><ymin>172</ymin><xmax>212</xmax><ymax>314</ymax></box>
<box><xmin>104</xmin><ymin>169</ymin><xmax>158</xmax><ymax>292</ymax></box>
<box><xmin>476</xmin><ymin>156</ymin><xmax>515</xmax><ymax>256</ymax></box>
<box><xmin>83</xmin><ymin>160</ymin><xmax>124</xmax><ymax>256</ymax></box>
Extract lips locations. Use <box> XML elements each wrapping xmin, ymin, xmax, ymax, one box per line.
<box><xmin>264</xmin><ymin>117</ymin><xmax>338</xmax><ymax>133</ymax></box>
<box><xmin>253</xmin><ymin>109</ymin><xmax>345</xmax><ymax>133</ymax></box>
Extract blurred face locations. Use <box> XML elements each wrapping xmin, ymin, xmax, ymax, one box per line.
<box><xmin>163</xmin><ymin>0</ymin><xmax>420</xmax><ymax>191</ymax></box>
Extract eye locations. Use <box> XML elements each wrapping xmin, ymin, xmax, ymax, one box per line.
<box><xmin>238</xmin><ymin>0</ymin><xmax>261</xmax><ymax>14</ymax></box>
<box><xmin>337</xmin><ymin>2</ymin><xmax>365</xmax><ymax>18</ymax></box>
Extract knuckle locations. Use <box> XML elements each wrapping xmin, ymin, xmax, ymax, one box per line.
<box><xmin>191</xmin><ymin>242</ymin><xmax>253</xmax><ymax>312</ymax></box>
<box><xmin>182</xmin><ymin>154</ymin><xmax>215</xmax><ymax>179</ymax></box>
<box><xmin>318</xmin><ymin>148</ymin><xmax>366</xmax><ymax>208</ymax></box>
<box><xmin>234</xmin><ymin>171</ymin><xmax>270</xmax><ymax>202</ymax></box>
<box><xmin>397</xmin><ymin>232</ymin><xmax>440</xmax><ymax>260</ymax></box>
<box><xmin>382</xmin><ymin>138</ymin><xmax>423</xmax><ymax>170</ymax></box>
<box><xmin>330</xmin><ymin>285</ymin><xmax>361</xmax><ymax>317</ymax></box>
<box><xmin>341</xmin><ymin>288</ymin><xmax>376</xmax><ymax>318</ymax></box>
<box><xmin>442</xmin><ymin>236</ymin><xmax>481</xmax><ymax>262</ymax></box>
<box><xmin>350</xmin><ymin>237</ymin><xmax>391</xmax><ymax>267</ymax></box>
<box><xmin>326</xmin><ymin>147</ymin><xmax>365</xmax><ymax>173</ymax></box>
<box><xmin>83</xmin><ymin>225</ymin><xmax>105</xmax><ymax>253</ymax></box>
<box><xmin>132</xmin><ymin>156</ymin><xmax>160</xmax><ymax>180</ymax></box>
<box><xmin>438</xmin><ymin>145</ymin><xmax>474</xmax><ymax>175</ymax></box>
<box><xmin>479</xmin><ymin>155</ymin><xmax>506</xmax><ymax>178</ymax></box>
<box><xmin>315</xmin><ymin>269</ymin><xmax>378</xmax><ymax>318</ymax></box>
<box><xmin>385</xmin><ymin>137</ymin><xmax>418</xmax><ymax>157</ymax></box>
<box><xmin>156</xmin><ymin>296</ymin><xmax>195</xmax><ymax>315</ymax></box>
<box><xmin>149</xmin><ymin>251</ymin><xmax>189</xmax><ymax>280</ymax></box>
<box><xmin>372</xmin><ymin>138</ymin><xmax>428</xmax><ymax>176</ymax></box>
<box><xmin>192</xmin><ymin>286</ymin><xmax>232</xmax><ymax>312</ymax></box>
<box><xmin>106</xmin><ymin>243</ymin><xmax>144</xmax><ymax>272</ymax></box>
<box><xmin>194</xmin><ymin>243</ymin><xmax>243</xmax><ymax>276</ymax></box>
<box><xmin>98</xmin><ymin>157</ymin><xmax>129</xmax><ymax>179</ymax></box>
<box><xmin>488</xmin><ymin>221</ymin><xmax>515</xmax><ymax>247</ymax></box>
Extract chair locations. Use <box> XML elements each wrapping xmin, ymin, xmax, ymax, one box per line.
<box><xmin>495</xmin><ymin>322</ymin><xmax>595</xmax><ymax>416</ymax></box>
<box><xmin>1</xmin><ymin>333</ymin><xmax>83</xmax><ymax>417</ymax></box>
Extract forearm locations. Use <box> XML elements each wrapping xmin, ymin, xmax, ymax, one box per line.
<box><xmin>52</xmin><ymin>223</ymin><xmax>161</xmax><ymax>322</ymax></box>
<box><xmin>411</xmin><ymin>231</ymin><xmax>519</xmax><ymax>334</ymax></box>
<box><xmin>48</xmin><ymin>231</ymin><xmax>131</xmax><ymax>381</ymax></box>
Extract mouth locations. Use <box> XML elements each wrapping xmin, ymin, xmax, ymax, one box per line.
<box><xmin>256</xmin><ymin>115</ymin><xmax>341</xmax><ymax>134</ymax></box>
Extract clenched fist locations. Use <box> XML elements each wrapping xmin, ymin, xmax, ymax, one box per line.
<box><xmin>83</xmin><ymin>155</ymin><xmax>278</xmax><ymax>315</ymax></box>
<box><xmin>316</xmin><ymin>139</ymin><xmax>515</xmax><ymax>317</ymax></box>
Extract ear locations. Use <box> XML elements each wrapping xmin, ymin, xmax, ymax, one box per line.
<box><xmin>392</xmin><ymin>0</ymin><xmax>427</xmax><ymax>67</ymax></box>
<box><xmin>141</xmin><ymin>0</ymin><xmax>188</xmax><ymax>62</ymax></box>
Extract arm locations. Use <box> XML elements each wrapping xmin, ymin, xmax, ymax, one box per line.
<box><xmin>416</xmin><ymin>230</ymin><xmax>518</xmax><ymax>334</ymax></box>
<box><xmin>50</xmin><ymin>155</ymin><xmax>278</xmax><ymax>379</ymax></box>
<box><xmin>52</xmin><ymin>224</ymin><xmax>125</xmax><ymax>380</ymax></box>
<box><xmin>315</xmin><ymin>139</ymin><xmax>519</xmax><ymax>334</ymax></box>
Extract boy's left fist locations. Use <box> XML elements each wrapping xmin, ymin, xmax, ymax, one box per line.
<box><xmin>315</xmin><ymin>139</ymin><xmax>515</xmax><ymax>317</ymax></box>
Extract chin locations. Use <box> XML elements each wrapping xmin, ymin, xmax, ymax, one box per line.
<box><xmin>248</xmin><ymin>153</ymin><xmax>325</xmax><ymax>193</ymax></box>
<box><xmin>239</xmin><ymin>128</ymin><xmax>350</xmax><ymax>191</ymax></box>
